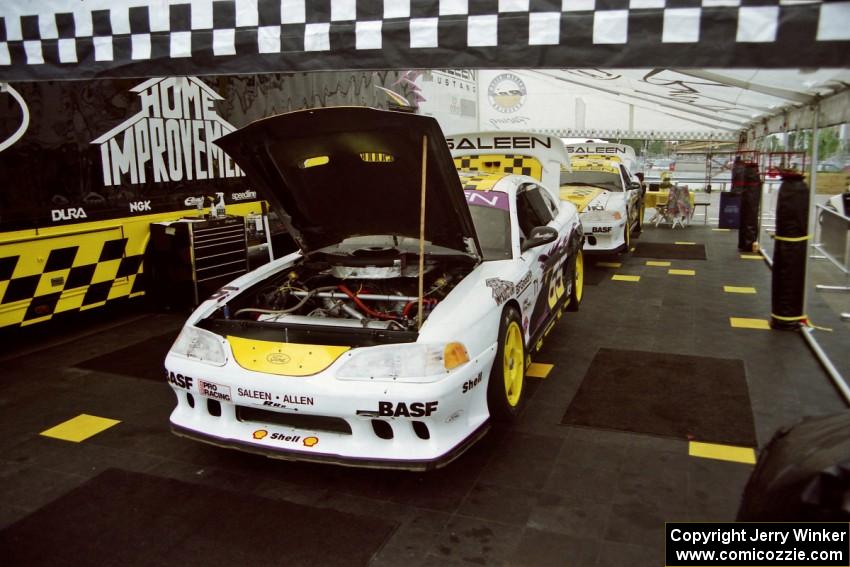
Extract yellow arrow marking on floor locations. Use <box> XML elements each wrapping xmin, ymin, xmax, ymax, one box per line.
<box><xmin>669</xmin><ymin>269</ymin><xmax>696</xmax><ymax>276</ymax></box>
<box><xmin>40</xmin><ymin>414</ymin><xmax>121</xmax><ymax>443</ymax></box>
<box><xmin>729</xmin><ymin>317</ymin><xmax>770</xmax><ymax>330</ymax></box>
<box><xmin>724</xmin><ymin>286</ymin><xmax>757</xmax><ymax>294</ymax></box>
<box><xmin>646</xmin><ymin>261</ymin><xmax>671</xmax><ymax>267</ymax></box>
<box><xmin>612</xmin><ymin>274</ymin><xmax>640</xmax><ymax>282</ymax></box>
<box><xmin>527</xmin><ymin>363</ymin><xmax>554</xmax><ymax>379</ymax></box>
<box><xmin>689</xmin><ymin>441</ymin><xmax>756</xmax><ymax>465</ymax></box>
<box><xmin>740</xmin><ymin>254</ymin><xmax>762</xmax><ymax>260</ymax></box>
<box><xmin>596</xmin><ymin>261</ymin><xmax>621</xmax><ymax>268</ymax></box>
<box><xmin>675</xmin><ymin>241</ymin><xmax>697</xmax><ymax>245</ymax></box>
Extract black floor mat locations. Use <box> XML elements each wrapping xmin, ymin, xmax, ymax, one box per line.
<box><xmin>583</xmin><ymin>267</ymin><xmax>609</xmax><ymax>286</ymax></box>
<box><xmin>562</xmin><ymin>348</ymin><xmax>756</xmax><ymax>446</ymax></box>
<box><xmin>632</xmin><ymin>242</ymin><xmax>707</xmax><ymax>260</ymax></box>
<box><xmin>0</xmin><ymin>468</ymin><xmax>397</xmax><ymax>567</ymax></box>
<box><xmin>75</xmin><ymin>332</ymin><xmax>178</xmax><ymax>381</ymax></box>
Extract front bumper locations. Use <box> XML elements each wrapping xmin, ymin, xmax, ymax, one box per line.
<box><xmin>166</xmin><ymin>343</ymin><xmax>497</xmax><ymax>470</ymax></box>
<box><xmin>580</xmin><ymin>219</ymin><xmax>627</xmax><ymax>252</ymax></box>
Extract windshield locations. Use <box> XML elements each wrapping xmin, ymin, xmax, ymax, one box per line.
<box><xmin>560</xmin><ymin>170</ymin><xmax>623</xmax><ymax>192</ymax></box>
<box><xmin>464</xmin><ymin>190</ymin><xmax>512</xmax><ymax>260</ymax></box>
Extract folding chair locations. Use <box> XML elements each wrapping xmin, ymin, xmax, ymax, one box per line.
<box><xmin>654</xmin><ymin>184</ymin><xmax>692</xmax><ymax>228</ymax></box>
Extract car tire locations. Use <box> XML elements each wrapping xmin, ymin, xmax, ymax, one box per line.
<box><xmin>623</xmin><ymin>214</ymin><xmax>631</xmax><ymax>252</ymax></box>
<box><xmin>487</xmin><ymin>306</ymin><xmax>526</xmax><ymax>422</ymax></box>
<box><xmin>567</xmin><ymin>249</ymin><xmax>583</xmax><ymax>312</ymax></box>
<box><xmin>636</xmin><ymin>202</ymin><xmax>645</xmax><ymax>234</ymax></box>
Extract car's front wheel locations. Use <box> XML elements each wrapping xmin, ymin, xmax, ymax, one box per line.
<box><xmin>487</xmin><ymin>306</ymin><xmax>526</xmax><ymax>421</ymax></box>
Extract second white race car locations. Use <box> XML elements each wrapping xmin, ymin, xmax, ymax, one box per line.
<box><xmin>560</xmin><ymin>143</ymin><xmax>644</xmax><ymax>253</ymax></box>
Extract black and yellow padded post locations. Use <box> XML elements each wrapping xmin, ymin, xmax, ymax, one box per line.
<box><xmin>737</xmin><ymin>161</ymin><xmax>762</xmax><ymax>252</ymax></box>
<box><xmin>771</xmin><ymin>172</ymin><xmax>810</xmax><ymax>330</ymax></box>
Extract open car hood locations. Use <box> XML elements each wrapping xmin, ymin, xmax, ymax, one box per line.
<box><xmin>215</xmin><ymin>107</ymin><xmax>481</xmax><ymax>259</ymax></box>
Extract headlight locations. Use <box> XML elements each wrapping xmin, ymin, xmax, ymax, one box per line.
<box><xmin>169</xmin><ymin>326</ymin><xmax>227</xmax><ymax>366</ymax></box>
<box><xmin>582</xmin><ymin>210</ymin><xmax>622</xmax><ymax>222</ymax></box>
<box><xmin>337</xmin><ymin>342</ymin><xmax>469</xmax><ymax>383</ymax></box>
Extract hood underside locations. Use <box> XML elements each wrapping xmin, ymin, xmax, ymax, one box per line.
<box><xmin>215</xmin><ymin>107</ymin><xmax>481</xmax><ymax>258</ymax></box>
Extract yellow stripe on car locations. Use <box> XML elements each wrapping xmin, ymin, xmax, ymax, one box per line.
<box><xmin>559</xmin><ymin>186</ymin><xmax>605</xmax><ymax>212</ymax></box>
<box><xmin>457</xmin><ymin>171</ymin><xmax>509</xmax><ymax>191</ymax></box>
<box><xmin>454</xmin><ymin>154</ymin><xmax>543</xmax><ymax>181</ymax></box>
<box><xmin>227</xmin><ymin>335</ymin><xmax>351</xmax><ymax>377</ymax></box>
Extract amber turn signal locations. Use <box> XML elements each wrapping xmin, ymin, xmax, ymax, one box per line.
<box><xmin>444</xmin><ymin>342</ymin><xmax>470</xmax><ymax>370</ymax></box>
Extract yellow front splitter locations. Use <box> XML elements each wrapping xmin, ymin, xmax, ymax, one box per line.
<box><xmin>227</xmin><ymin>335</ymin><xmax>350</xmax><ymax>377</ymax></box>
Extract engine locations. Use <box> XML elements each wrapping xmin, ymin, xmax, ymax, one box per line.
<box><xmin>222</xmin><ymin>248</ymin><xmax>472</xmax><ymax>332</ymax></box>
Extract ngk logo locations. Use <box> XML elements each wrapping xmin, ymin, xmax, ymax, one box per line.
<box><xmin>129</xmin><ymin>200</ymin><xmax>152</xmax><ymax>213</ymax></box>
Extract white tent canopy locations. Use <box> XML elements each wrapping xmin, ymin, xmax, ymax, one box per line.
<box><xmin>473</xmin><ymin>68</ymin><xmax>850</xmax><ymax>142</ymax></box>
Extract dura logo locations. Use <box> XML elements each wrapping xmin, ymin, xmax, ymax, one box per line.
<box><xmin>184</xmin><ymin>196</ymin><xmax>205</xmax><ymax>207</ymax></box>
<box><xmin>462</xmin><ymin>373</ymin><xmax>483</xmax><ymax>394</ymax></box>
<box><xmin>592</xmin><ymin>226</ymin><xmax>612</xmax><ymax>233</ymax></box>
<box><xmin>166</xmin><ymin>370</ymin><xmax>194</xmax><ymax>390</ymax></box>
<box><xmin>377</xmin><ymin>401</ymin><xmax>438</xmax><ymax>418</ymax></box>
<box><xmin>129</xmin><ymin>200</ymin><xmax>151</xmax><ymax>213</ymax></box>
<box><xmin>51</xmin><ymin>208</ymin><xmax>87</xmax><ymax>222</ymax></box>
<box><xmin>91</xmin><ymin>77</ymin><xmax>244</xmax><ymax>187</ymax></box>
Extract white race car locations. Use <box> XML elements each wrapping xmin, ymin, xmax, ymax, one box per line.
<box><xmin>560</xmin><ymin>143</ymin><xmax>644</xmax><ymax>253</ymax></box>
<box><xmin>165</xmin><ymin>109</ymin><xmax>584</xmax><ymax>470</ymax></box>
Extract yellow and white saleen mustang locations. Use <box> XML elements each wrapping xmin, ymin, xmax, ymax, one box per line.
<box><xmin>560</xmin><ymin>143</ymin><xmax>645</xmax><ymax>253</ymax></box>
<box><xmin>165</xmin><ymin>109</ymin><xmax>584</xmax><ymax>470</ymax></box>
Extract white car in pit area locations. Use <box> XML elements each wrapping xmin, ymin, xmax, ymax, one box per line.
<box><xmin>560</xmin><ymin>143</ymin><xmax>645</xmax><ymax>253</ymax></box>
<box><xmin>165</xmin><ymin>108</ymin><xmax>584</xmax><ymax>470</ymax></box>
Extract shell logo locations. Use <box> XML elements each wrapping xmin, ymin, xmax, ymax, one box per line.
<box><xmin>253</xmin><ymin>429</ymin><xmax>268</xmax><ymax>440</ymax></box>
<box><xmin>303</xmin><ymin>436</ymin><xmax>319</xmax><ymax>447</ymax></box>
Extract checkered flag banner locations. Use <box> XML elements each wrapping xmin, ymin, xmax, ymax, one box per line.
<box><xmin>1</xmin><ymin>0</ymin><xmax>849</xmax><ymax>81</ymax></box>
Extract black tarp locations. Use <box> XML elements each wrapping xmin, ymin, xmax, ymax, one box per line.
<box><xmin>734</xmin><ymin>161</ymin><xmax>761</xmax><ymax>252</ymax></box>
<box><xmin>738</xmin><ymin>412</ymin><xmax>850</xmax><ymax>521</ymax></box>
<box><xmin>771</xmin><ymin>172</ymin><xmax>809</xmax><ymax>329</ymax></box>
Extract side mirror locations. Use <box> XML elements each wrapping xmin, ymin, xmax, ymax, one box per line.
<box><xmin>521</xmin><ymin>226</ymin><xmax>558</xmax><ymax>253</ymax></box>
<box><xmin>628</xmin><ymin>181</ymin><xmax>642</xmax><ymax>191</ymax></box>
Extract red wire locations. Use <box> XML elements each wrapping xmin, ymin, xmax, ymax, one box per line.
<box><xmin>402</xmin><ymin>298</ymin><xmax>437</xmax><ymax>318</ymax></box>
<box><xmin>337</xmin><ymin>284</ymin><xmax>399</xmax><ymax>320</ymax></box>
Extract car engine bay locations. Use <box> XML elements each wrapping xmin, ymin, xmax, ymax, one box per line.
<box><xmin>215</xmin><ymin>247</ymin><xmax>475</xmax><ymax>332</ymax></box>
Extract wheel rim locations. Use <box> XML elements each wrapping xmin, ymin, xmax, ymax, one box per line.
<box><xmin>503</xmin><ymin>321</ymin><xmax>524</xmax><ymax>407</ymax></box>
<box><xmin>574</xmin><ymin>250</ymin><xmax>584</xmax><ymax>303</ymax></box>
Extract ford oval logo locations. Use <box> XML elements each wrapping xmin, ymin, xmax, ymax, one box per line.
<box><xmin>266</xmin><ymin>353</ymin><xmax>291</xmax><ymax>365</ymax></box>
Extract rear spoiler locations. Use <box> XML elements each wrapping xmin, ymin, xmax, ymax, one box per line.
<box><xmin>565</xmin><ymin>143</ymin><xmax>637</xmax><ymax>170</ymax></box>
<box><xmin>447</xmin><ymin>131</ymin><xmax>570</xmax><ymax>202</ymax></box>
